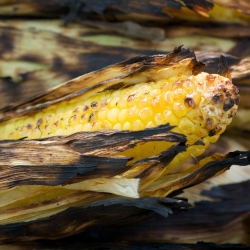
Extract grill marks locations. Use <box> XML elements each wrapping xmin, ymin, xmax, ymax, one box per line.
<box><xmin>223</xmin><ymin>97</ymin><xmax>235</xmax><ymax>111</ymax></box>
<box><xmin>210</xmin><ymin>77</ymin><xmax>239</xmax><ymax>113</ymax></box>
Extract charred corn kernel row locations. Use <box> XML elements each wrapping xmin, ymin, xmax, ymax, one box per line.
<box><xmin>0</xmin><ymin>72</ymin><xmax>239</xmax><ymax>165</ymax></box>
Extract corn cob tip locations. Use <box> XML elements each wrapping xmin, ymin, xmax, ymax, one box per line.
<box><xmin>188</xmin><ymin>72</ymin><xmax>239</xmax><ymax>138</ymax></box>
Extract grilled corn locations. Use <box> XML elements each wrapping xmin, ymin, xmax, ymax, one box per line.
<box><xmin>0</xmin><ymin>70</ymin><xmax>239</xmax><ymax>168</ymax></box>
<box><xmin>0</xmin><ymin>73</ymin><xmax>238</xmax><ymax>140</ymax></box>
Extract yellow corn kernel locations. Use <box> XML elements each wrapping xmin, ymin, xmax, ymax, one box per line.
<box><xmin>123</xmin><ymin>121</ymin><xmax>131</xmax><ymax>130</ymax></box>
<box><xmin>107</xmin><ymin>108</ymin><xmax>119</xmax><ymax>123</ymax></box>
<box><xmin>173</xmin><ymin>101</ymin><xmax>188</xmax><ymax>118</ymax></box>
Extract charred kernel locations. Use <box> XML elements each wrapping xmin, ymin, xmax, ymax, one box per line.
<box><xmin>161</xmin><ymin>82</ymin><xmax>169</xmax><ymax>90</ymax></box>
<box><xmin>91</xmin><ymin>101</ymin><xmax>98</xmax><ymax>108</ymax></box>
<box><xmin>218</xmin><ymin>85</ymin><xmax>227</xmax><ymax>93</ymax></box>
<box><xmin>127</xmin><ymin>94</ymin><xmax>138</xmax><ymax>107</ymax></box>
<box><xmin>212</xmin><ymin>93</ymin><xmax>224</xmax><ymax>104</ymax></box>
<box><xmin>92</xmin><ymin>121</ymin><xmax>100</xmax><ymax>130</ymax></box>
<box><xmin>205</xmin><ymin>117</ymin><xmax>216</xmax><ymax>130</ymax></box>
<box><xmin>172</xmin><ymin>80</ymin><xmax>183</xmax><ymax>90</ymax></box>
<box><xmin>88</xmin><ymin>112</ymin><xmax>96</xmax><ymax>122</ymax></box>
<box><xmin>206</xmin><ymin>74</ymin><xmax>216</xmax><ymax>84</ymax></box>
<box><xmin>232</xmin><ymin>86</ymin><xmax>239</xmax><ymax>95</ymax></box>
<box><xmin>228</xmin><ymin>110</ymin><xmax>236</xmax><ymax>118</ymax></box>
<box><xmin>69</xmin><ymin>115</ymin><xmax>78</xmax><ymax>125</ymax></box>
<box><xmin>209</xmin><ymin>106</ymin><xmax>215</xmax><ymax>112</ymax></box>
<box><xmin>127</xmin><ymin>94</ymin><xmax>136</xmax><ymax>102</ymax></box>
<box><xmin>81</xmin><ymin>114</ymin><xmax>87</xmax><ymax>120</ymax></box>
<box><xmin>73</xmin><ymin>107</ymin><xmax>80</xmax><ymax>113</ymax></box>
<box><xmin>235</xmin><ymin>96</ymin><xmax>240</xmax><ymax>105</ymax></box>
<box><xmin>184</xmin><ymin>97</ymin><xmax>196</xmax><ymax>109</ymax></box>
<box><xmin>101</xmin><ymin>99</ymin><xmax>109</xmax><ymax>106</ymax></box>
<box><xmin>27</xmin><ymin>124</ymin><xmax>32</xmax><ymax>129</ymax></box>
<box><xmin>37</xmin><ymin>118</ymin><xmax>43</xmax><ymax>126</ymax></box>
<box><xmin>208</xmin><ymin>129</ymin><xmax>216</xmax><ymax>137</ymax></box>
<box><xmin>223</xmin><ymin>98</ymin><xmax>235</xmax><ymax>111</ymax></box>
<box><xmin>83</xmin><ymin>105</ymin><xmax>89</xmax><ymax>111</ymax></box>
<box><xmin>54</xmin><ymin>121</ymin><xmax>59</xmax><ymax>127</ymax></box>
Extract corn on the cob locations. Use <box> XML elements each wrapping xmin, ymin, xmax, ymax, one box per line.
<box><xmin>0</xmin><ymin>70</ymin><xmax>239</xmax><ymax>166</ymax></box>
<box><xmin>0</xmin><ymin>73</ymin><xmax>238</xmax><ymax>140</ymax></box>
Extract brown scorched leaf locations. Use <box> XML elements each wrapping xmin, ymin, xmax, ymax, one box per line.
<box><xmin>65</xmin><ymin>180</ymin><xmax>250</xmax><ymax>245</ymax></box>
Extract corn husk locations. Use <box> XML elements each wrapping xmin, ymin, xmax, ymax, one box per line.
<box><xmin>0</xmin><ymin>47</ymin><xmax>249</xmax><ymax>241</ymax></box>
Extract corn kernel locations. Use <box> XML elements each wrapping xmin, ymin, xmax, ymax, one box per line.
<box><xmin>123</xmin><ymin>122</ymin><xmax>131</xmax><ymax>130</ymax></box>
<box><xmin>173</xmin><ymin>101</ymin><xmax>188</xmax><ymax>118</ymax></box>
<box><xmin>101</xmin><ymin>120</ymin><xmax>112</xmax><ymax>129</ymax></box>
<box><xmin>154</xmin><ymin>113</ymin><xmax>165</xmax><ymax>126</ymax></box>
<box><xmin>83</xmin><ymin>123</ymin><xmax>92</xmax><ymax>131</ymax></box>
<box><xmin>145</xmin><ymin>121</ymin><xmax>156</xmax><ymax>128</ymax></box>
<box><xmin>109</xmin><ymin>97</ymin><xmax>120</xmax><ymax>108</ymax></box>
<box><xmin>117</xmin><ymin>109</ymin><xmax>128</xmax><ymax>123</ymax></box>
<box><xmin>113</xmin><ymin>123</ymin><xmax>122</xmax><ymax>130</ymax></box>
<box><xmin>173</xmin><ymin>88</ymin><xmax>187</xmax><ymax>101</ymax></box>
<box><xmin>128</xmin><ymin>107</ymin><xmax>139</xmax><ymax>122</ymax></box>
<box><xmin>163</xmin><ymin>110</ymin><xmax>179</xmax><ymax>126</ymax></box>
<box><xmin>73</xmin><ymin>124</ymin><xmax>83</xmax><ymax>133</ymax></box>
<box><xmin>132</xmin><ymin>119</ymin><xmax>144</xmax><ymax>130</ymax></box>
<box><xmin>97</xmin><ymin>108</ymin><xmax>108</xmax><ymax>121</ymax></box>
<box><xmin>107</xmin><ymin>108</ymin><xmax>119</xmax><ymax>123</ymax></box>
<box><xmin>117</xmin><ymin>96</ymin><xmax>128</xmax><ymax>109</ymax></box>
<box><xmin>179</xmin><ymin>117</ymin><xmax>195</xmax><ymax>135</ymax></box>
<box><xmin>139</xmin><ymin>107</ymin><xmax>153</xmax><ymax>121</ymax></box>
<box><xmin>164</xmin><ymin>91</ymin><xmax>174</xmax><ymax>106</ymax></box>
